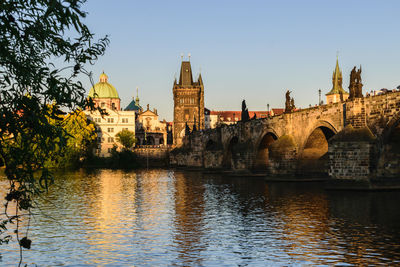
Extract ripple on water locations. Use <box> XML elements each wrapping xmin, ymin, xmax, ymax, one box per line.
<box><xmin>1</xmin><ymin>170</ymin><xmax>400</xmax><ymax>266</ymax></box>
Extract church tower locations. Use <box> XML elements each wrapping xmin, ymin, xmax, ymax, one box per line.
<box><xmin>326</xmin><ymin>58</ymin><xmax>349</xmax><ymax>104</ymax></box>
<box><xmin>173</xmin><ymin>59</ymin><xmax>204</xmax><ymax>146</ymax></box>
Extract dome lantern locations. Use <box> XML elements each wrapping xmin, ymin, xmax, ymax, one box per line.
<box><xmin>99</xmin><ymin>71</ymin><xmax>108</xmax><ymax>83</ymax></box>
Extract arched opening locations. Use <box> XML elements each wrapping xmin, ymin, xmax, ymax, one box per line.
<box><xmin>254</xmin><ymin>132</ymin><xmax>278</xmax><ymax>169</ymax></box>
<box><xmin>159</xmin><ymin>138</ymin><xmax>164</xmax><ymax>145</ymax></box>
<box><xmin>223</xmin><ymin>136</ymin><xmax>238</xmax><ymax>169</ymax></box>
<box><xmin>379</xmin><ymin>121</ymin><xmax>400</xmax><ymax>177</ymax></box>
<box><xmin>302</xmin><ymin>126</ymin><xmax>335</xmax><ymax>159</ymax></box>
<box><xmin>146</xmin><ymin>136</ymin><xmax>155</xmax><ymax>145</ymax></box>
<box><xmin>205</xmin><ymin>140</ymin><xmax>216</xmax><ymax>151</ymax></box>
<box><xmin>300</xmin><ymin>126</ymin><xmax>336</xmax><ymax>174</ymax></box>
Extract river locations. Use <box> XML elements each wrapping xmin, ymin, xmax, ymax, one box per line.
<box><xmin>1</xmin><ymin>169</ymin><xmax>400</xmax><ymax>266</ymax></box>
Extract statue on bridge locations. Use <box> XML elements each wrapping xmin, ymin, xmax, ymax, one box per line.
<box><xmin>285</xmin><ymin>90</ymin><xmax>295</xmax><ymax>113</ymax></box>
<box><xmin>349</xmin><ymin>66</ymin><xmax>363</xmax><ymax>99</ymax></box>
<box><xmin>241</xmin><ymin>99</ymin><xmax>250</xmax><ymax>121</ymax></box>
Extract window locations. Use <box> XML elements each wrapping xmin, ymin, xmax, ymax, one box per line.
<box><xmin>107</xmin><ymin>128</ymin><xmax>114</xmax><ymax>133</ymax></box>
<box><xmin>112</xmin><ymin>103</ymin><xmax>116</xmax><ymax>110</ymax></box>
<box><xmin>108</xmin><ymin>137</ymin><xmax>114</xmax><ymax>143</ymax></box>
<box><xmin>97</xmin><ymin>137</ymin><xmax>102</xmax><ymax>143</ymax></box>
<box><xmin>107</xmin><ymin>118</ymin><xmax>114</xmax><ymax>123</ymax></box>
<box><xmin>94</xmin><ymin>117</ymin><xmax>101</xmax><ymax>123</ymax></box>
<box><xmin>101</xmin><ymin>102</ymin><xmax>105</xmax><ymax>107</ymax></box>
<box><xmin>122</xmin><ymin>118</ymin><xmax>128</xmax><ymax>123</ymax></box>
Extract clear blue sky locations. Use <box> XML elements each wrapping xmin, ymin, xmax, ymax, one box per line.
<box><xmin>82</xmin><ymin>0</ymin><xmax>400</xmax><ymax>121</ymax></box>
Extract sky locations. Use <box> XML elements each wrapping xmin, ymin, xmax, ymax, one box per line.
<box><xmin>81</xmin><ymin>0</ymin><xmax>400</xmax><ymax>121</ymax></box>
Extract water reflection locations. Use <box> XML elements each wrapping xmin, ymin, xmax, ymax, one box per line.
<box><xmin>0</xmin><ymin>170</ymin><xmax>400</xmax><ymax>266</ymax></box>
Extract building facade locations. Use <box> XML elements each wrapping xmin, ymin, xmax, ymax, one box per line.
<box><xmin>135</xmin><ymin>104</ymin><xmax>168</xmax><ymax>146</ymax></box>
<box><xmin>326</xmin><ymin>58</ymin><xmax>349</xmax><ymax>104</ymax></box>
<box><xmin>85</xmin><ymin>108</ymin><xmax>136</xmax><ymax>156</ymax></box>
<box><xmin>172</xmin><ymin>60</ymin><xmax>204</xmax><ymax>146</ymax></box>
<box><xmin>85</xmin><ymin>72</ymin><xmax>136</xmax><ymax>157</ymax></box>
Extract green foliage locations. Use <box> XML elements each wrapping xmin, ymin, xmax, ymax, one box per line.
<box><xmin>0</xmin><ymin>0</ymin><xmax>108</xmax><ymax>260</ymax></box>
<box><xmin>45</xmin><ymin>108</ymin><xmax>97</xmax><ymax>168</ymax></box>
<box><xmin>115</xmin><ymin>129</ymin><xmax>136</xmax><ymax>150</ymax></box>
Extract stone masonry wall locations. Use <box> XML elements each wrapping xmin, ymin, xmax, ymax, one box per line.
<box><xmin>328</xmin><ymin>141</ymin><xmax>375</xmax><ymax>180</ymax></box>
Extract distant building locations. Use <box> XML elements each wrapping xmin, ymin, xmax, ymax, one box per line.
<box><xmin>326</xmin><ymin>58</ymin><xmax>349</xmax><ymax>104</ymax></box>
<box><xmin>204</xmin><ymin>109</ymin><xmax>284</xmax><ymax>129</ymax></box>
<box><xmin>135</xmin><ymin>104</ymin><xmax>167</xmax><ymax>146</ymax></box>
<box><xmin>173</xmin><ymin>59</ymin><xmax>204</xmax><ymax>146</ymax></box>
<box><xmin>125</xmin><ymin>87</ymin><xmax>143</xmax><ymax>115</ymax></box>
<box><xmin>88</xmin><ymin>72</ymin><xmax>121</xmax><ymax>110</ymax></box>
<box><xmin>85</xmin><ymin>72</ymin><xmax>136</xmax><ymax>157</ymax></box>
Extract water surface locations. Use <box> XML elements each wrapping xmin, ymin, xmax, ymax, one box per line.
<box><xmin>1</xmin><ymin>169</ymin><xmax>400</xmax><ymax>266</ymax></box>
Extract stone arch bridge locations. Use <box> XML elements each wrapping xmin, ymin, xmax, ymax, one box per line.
<box><xmin>171</xmin><ymin>92</ymin><xmax>400</xmax><ymax>178</ymax></box>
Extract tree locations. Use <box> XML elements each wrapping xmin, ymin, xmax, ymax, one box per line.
<box><xmin>0</xmin><ymin>0</ymin><xmax>108</xmax><ymax>264</ymax></box>
<box><xmin>115</xmin><ymin>129</ymin><xmax>136</xmax><ymax>151</ymax></box>
<box><xmin>44</xmin><ymin>108</ymin><xmax>97</xmax><ymax>168</ymax></box>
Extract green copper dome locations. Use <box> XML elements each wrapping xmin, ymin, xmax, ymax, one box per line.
<box><xmin>88</xmin><ymin>72</ymin><xmax>119</xmax><ymax>99</ymax></box>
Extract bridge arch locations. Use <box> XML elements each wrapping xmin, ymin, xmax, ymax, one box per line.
<box><xmin>223</xmin><ymin>136</ymin><xmax>239</xmax><ymax>169</ymax></box>
<box><xmin>298</xmin><ymin>121</ymin><xmax>337</xmax><ymax>174</ymax></box>
<box><xmin>253</xmin><ymin>131</ymin><xmax>279</xmax><ymax>170</ymax></box>
<box><xmin>382</xmin><ymin>111</ymin><xmax>400</xmax><ymax>143</ymax></box>
<box><xmin>300</xmin><ymin>121</ymin><xmax>337</xmax><ymax>158</ymax></box>
<box><xmin>378</xmin><ymin>112</ymin><xmax>400</xmax><ymax>177</ymax></box>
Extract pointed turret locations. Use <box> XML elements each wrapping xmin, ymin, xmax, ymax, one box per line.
<box><xmin>198</xmin><ymin>73</ymin><xmax>203</xmax><ymax>85</ymax></box>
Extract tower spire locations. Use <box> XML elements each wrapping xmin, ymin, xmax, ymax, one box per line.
<box><xmin>135</xmin><ymin>86</ymin><xmax>139</xmax><ymax>104</ymax></box>
<box><xmin>326</xmin><ymin>56</ymin><xmax>348</xmax><ymax>101</ymax></box>
<box><xmin>178</xmin><ymin>60</ymin><xmax>194</xmax><ymax>86</ymax></box>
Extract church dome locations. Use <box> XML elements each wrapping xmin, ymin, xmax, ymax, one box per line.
<box><xmin>88</xmin><ymin>72</ymin><xmax>119</xmax><ymax>99</ymax></box>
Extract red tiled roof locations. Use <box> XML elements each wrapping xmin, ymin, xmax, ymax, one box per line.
<box><xmin>271</xmin><ymin>108</ymin><xmax>284</xmax><ymax>115</ymax></box>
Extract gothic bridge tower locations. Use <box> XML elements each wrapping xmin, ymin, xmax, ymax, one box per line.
<box><xmin>173</xmin><ymin>59</ymin><xmax>204</xmax><ymax>145</ymax></box>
